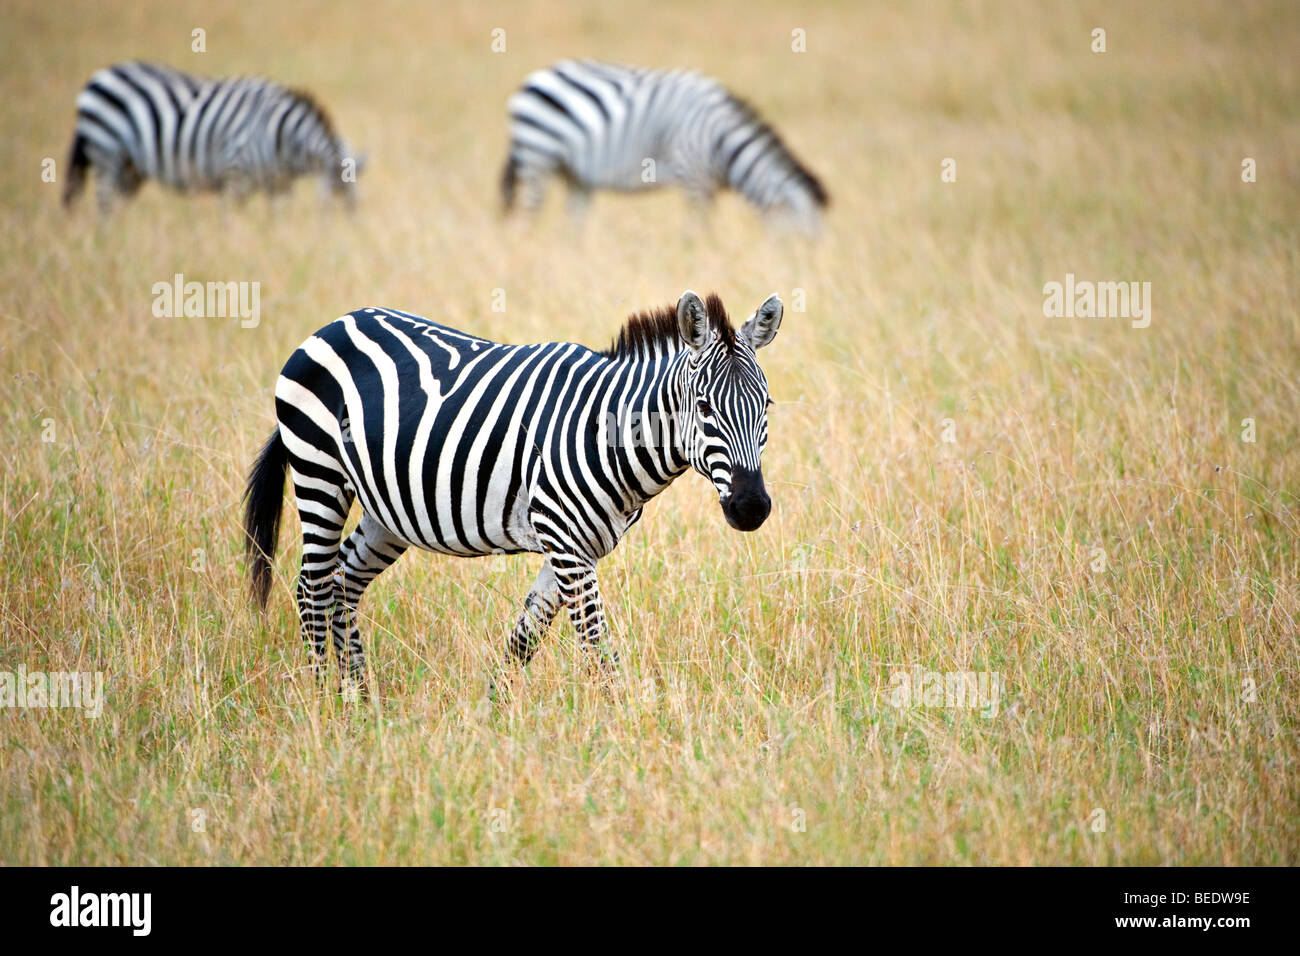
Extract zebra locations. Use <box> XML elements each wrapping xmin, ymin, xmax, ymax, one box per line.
<box><xmin>501</xmin><ymin>59</ymin><xmax>828</xmax><ymax>232</ymax></box>
<box><xmin>63</xmin><ymin>61</ymin><xmax>363</xmax><ymax>210</ymax></box>
<box><xmin>243</xmin><ymin>290</ymin><xmax>783</xmax><ymax>696</ymax></box>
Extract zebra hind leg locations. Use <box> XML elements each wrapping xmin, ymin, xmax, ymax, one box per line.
<box><xmin>332</xmin><ymin>514</ymin><xmax>408</xmax><ymax>700</ymax></box>
<box><xmin>94</xmin><ymin>159</ymin><xmax>144</xmax><ymax>213</ymax></box>
<box><xmin>292</xmin><ymin>473</ymin><xmax>354</xmax><ymax>685</ymax></box>
<box><xmin>503</xmin><ymin>150</ymin><xmax>555</xmax><ymax>219</ymax></box>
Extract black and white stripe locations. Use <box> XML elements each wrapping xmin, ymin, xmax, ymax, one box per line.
<box><xmin>63</xmin><ymin>61</ymin><xmax>361</xmax><ymax>208</ymax></box>
<box><xmin>243</xmin><ymin>291</ymin><xmax>784</xmax><ymax>694</ymax></box>
<box><xmin>502</xmin><ymin>60</ymin><xmax>828</xmax><ymax>231</ymax></box>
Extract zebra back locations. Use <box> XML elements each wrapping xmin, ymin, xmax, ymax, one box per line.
<box><xmin>67</xmin><ymin>61</ymin><xmax>359</xmax><ymax>204</ymax></box>
<box><xmin>504</xmin><ymin>60</ymin><xmax>827</xmax><ymax>228</ymax></box>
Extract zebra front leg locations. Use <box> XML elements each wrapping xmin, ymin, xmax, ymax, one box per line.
<box><xmin>682</xmin><ymin>183</ymin><xmax>717</xmax><ymax>237</ymax></box>
<box><xmin>489</xmin><ymin>559</ymin><xmax>562</xmax><ymax>702</ymax></box>
<box><xmin>333</xmin><ymin>514</ymin><xmax>408</xmax><ymax>699</ymax></box>
<box><xmin>553</xmin><ymin>559</ymin><xmax>618</xmax><ymax>680</ymax></box>
<box><xmin>565</xmin><ymin>184</ymin><xmax>592</xmax><ymax>227</ymax></box>
<box><xmin>223</xmin><ymin>171</ymin><xmax>256</xmax><ymax>208</ymax></box>
<box><xmin>266</xmin><ymin>179</ymin><xmax>292</xmax><ymax>215</ymax></box>
<box><xmin>507</xmin><ymin>558</ymin><xmax>562</xmax><ymax>665</ymax></box>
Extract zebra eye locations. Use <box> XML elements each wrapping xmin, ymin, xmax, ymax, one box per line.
<box><xmin>765</xmin><ymin>397</ymin><xmax>775</xmax><ymax>409</ymax></box>
<box><xmin>696</xmin><ymin>398</ymin><xmax>712</xmax><ymax>417</ymax></box>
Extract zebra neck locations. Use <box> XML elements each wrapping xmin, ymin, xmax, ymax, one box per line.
<box><xmin>598</xmin><ymin>347</ymin><xmax>693</xmax><ymax>508</ymax></box>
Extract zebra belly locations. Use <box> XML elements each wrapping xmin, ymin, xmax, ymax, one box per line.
<box><xmin>567</xmin><ymin>136</ymin><xmax>676</xmax><ymax>191</ymax></box>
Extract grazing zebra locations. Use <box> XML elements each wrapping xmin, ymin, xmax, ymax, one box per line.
<box><xmin>502</xmin><ymin>60</ymin><xmax>828</xmax><ymax>231</ymax></box>
<box><xmin>243</xmin><ymin>290</ymin><xmax>783</xmax><ymax>695</ymax></box>
<box><xmin>63</xmin><ymin>61</ymin><xmax>362</xmax><ymax>209</ymax></box>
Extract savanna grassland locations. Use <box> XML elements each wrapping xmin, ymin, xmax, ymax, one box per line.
<box><xmin>1</xmin><ymin>0</ymin><xmax>1297</xmax><ymax>865</ymax></box>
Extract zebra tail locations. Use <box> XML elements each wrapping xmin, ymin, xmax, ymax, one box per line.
<box><xmin>243</xmin><ymin>428</ymin><xmax>288</xmax><ymax>609</ymax></box>
<box><xmin>500</xmin><ymin>153</ymin><xmax>519</xmax><ymax>212</ymax></box>
<box><xmin>62</xmin><ymin>132</ymin><xmax>89</xmax><ymax>208</ymax></box>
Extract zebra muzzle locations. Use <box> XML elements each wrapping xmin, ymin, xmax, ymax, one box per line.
<box><xmin>723</xmin><ymin>467</ymin><xmax>771</xmax><ymax>532</ymax></box>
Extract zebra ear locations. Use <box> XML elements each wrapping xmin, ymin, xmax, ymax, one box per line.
<box><xmin>676</xmin><ymin>291</ymin><xmax>709</xmax><ymax>351</ymax></box>
<box><xmin>740</xmin><ymin>294</ymin><xmax>783</xmax><ymax>350</ymax></box>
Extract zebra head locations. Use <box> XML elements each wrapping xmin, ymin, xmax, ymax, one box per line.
<box><xmin>758</xmin><ymin>160</ymin><xmax>829</xmax><ymax>237</ymax></box>
<box><xmin>323</xmin><ymin>145</ymin><xmax>366</xmax><ymax>205</ymax></box>
<box><xmin>676</xmin><ymin>291</ymin><xmax>783</xmax><ymax>532</ymax></box>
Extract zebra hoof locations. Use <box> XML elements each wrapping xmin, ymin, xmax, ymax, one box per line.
<box><xmin>339</xmin><ymin>677</ymin><xmax>366</xmax><ymax>703</ymax></box>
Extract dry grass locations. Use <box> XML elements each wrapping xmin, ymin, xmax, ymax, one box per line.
<box><xmin>1</xmin><ymin>0</ymin><xmax>1298</xmax><ymax>864</ymax></box>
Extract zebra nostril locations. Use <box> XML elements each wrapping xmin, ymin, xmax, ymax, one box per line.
<box><xmin>740</xmin><ymin>494</ymin><xmax>770</xmax><ymax>523</ymax></box>
<box><xmin>726</xmin><ymin>492</ymin><xmax>770</xmax><ymax>531</ymax></box>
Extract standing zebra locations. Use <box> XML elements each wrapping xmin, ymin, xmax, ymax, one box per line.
<box><xmin>502</xmin><ymin>60</ymin><xmax>828</xmax><ymax>232</ymax></box>
<box><xmin>63</xmin><ymin>61</ymin><xmax>363</xmax><ymax>209</ymax></box>
<box><xmin>243</xmin><ymin>290</ymin><xmax>783</xmax><ymax>695</ymax></box>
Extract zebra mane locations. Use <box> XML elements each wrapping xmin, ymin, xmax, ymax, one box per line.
<box><xmin>282</xmin><ymin>86</ymin><xmax>338</xmax><ymax>136</ymax></box>
<box><xmin>724</xmin><ymin>93</ymin><xmax>829</xmax><ymax>208</ymax></box>
<box><xmin>601</xmin><ymin>293</ymin><xmax>735</xmax><ymax>359</ymax></box>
